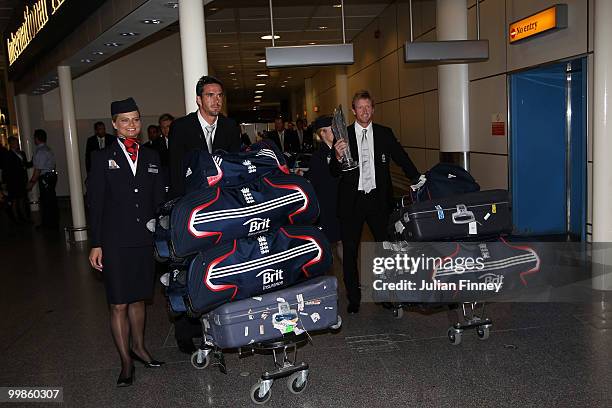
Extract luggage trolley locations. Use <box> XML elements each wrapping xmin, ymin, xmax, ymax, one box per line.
<box><xmin>447</xmin><ymin>301</ymin><xmax>493</xmax><ymax>345</ymax></box>
<box><xmin>190</xmin><ymin>321</ymin><xmax>342</xmax><ymax>405</ymax></box>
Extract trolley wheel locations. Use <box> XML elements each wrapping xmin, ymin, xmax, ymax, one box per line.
<box><xmin>447</xmin><ymin>328</ymin><xmax>462</xmax><ymax>346</ymax></box>
<box><xmin>286</xmin><ymin>371</ymin><xmax>308</xmax><ymax>394</ymax></box>
<box><xmin>392</xmin><ymin>307</ymin><xmax>404</xmax><ymax>319</ymax></box>
<box><xmin>250</xmin><ymin>382</ymin><xmax>272</xmax><ymax>405</ymax></box>
<box><xmin>190</xmin><ymin>350</ymin><xmax>210</xmax><ymax>370</ymax></box>
<box><xmin>330</xmin><ymin>315</ymin><xmax>342</xmax><ymax>331</ymax></box>
<box><xmin>477</xmin><ymin>325</ymin><xmax>490</xmax><ymax>340</ymax></box>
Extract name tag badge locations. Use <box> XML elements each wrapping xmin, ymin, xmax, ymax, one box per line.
<box><xmin>148</xmin><ymin>167</ymin><xmax>159</xmax><ymax>174</ymax></box>
<box><xmin>108</xmin><ymin>160</ymin><xmax>120</xmax><ymax>169</ymax></box>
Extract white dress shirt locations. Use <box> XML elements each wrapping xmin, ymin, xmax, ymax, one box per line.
<box><xmin>197</xmin><ymin>111</ymin><xmax>219</xmax><ymax>151</ymax></box>
<box><xmin>355</xmin><ymin>122</ymin><xmax>376</xmax><ymax>192</ymax></box>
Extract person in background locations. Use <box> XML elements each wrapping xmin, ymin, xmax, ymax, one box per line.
<box><xmin>296</xmin><ymin>118</ymin><xmax>314</xmax><ymax>153</ymax></box>
<box><xmin>331</xmin><ymin>90</ymin><xmax>420</xmax><ymax>314</ymax></box>
<box><xmin>157</xmin><ymin>113</ymin><xmax>174</xmax><ymax>167</ymax></box>
<box><xmin>85</xmin><ymin>122</ymin><xmax>115</xmax><ymax>174</ymax></box>
<box><xmin>265</xmin><ymin>117</ymin><xmax>300</xmax><ymax>154</ymax></box>
<box><xmin>27</xmin><ymin>129</ymin><xmax>59</xmax><ymax>230</ymax></box>
<box><xmin>88</xmin><ymin>97</ymin><xmax>166</xmax><ymax>387</ymax></box>
<box><xmin>300</xmin><ymin>115</ymin><xmax>342</xmax><ymax>262</ymax></box>
<box><xmin>2</xmin><ymin>136</ymin><xmax>30</xmax><ymax>224</ymax></box>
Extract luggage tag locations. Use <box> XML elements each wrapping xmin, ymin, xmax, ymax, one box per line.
<box><xmin>435</xmin><ymin>205</ymin><xmax>445</xmax><ymax>220</ymax></box>
<box><xmin>469</xmin><ymin>221</ymin><xmax>478</xmax><ymax>235</ymax></box>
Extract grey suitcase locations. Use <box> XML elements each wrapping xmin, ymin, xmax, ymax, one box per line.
<box><xmin>202</xmin><ymin>276</ymin><xmax>340</xmax><ymax>349</ymax></box>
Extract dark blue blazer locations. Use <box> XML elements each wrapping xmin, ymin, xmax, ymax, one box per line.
<box><xmin>87</xmin><ymin>141</ymin><xmax>165</xmax><ymax>248</ymax></box>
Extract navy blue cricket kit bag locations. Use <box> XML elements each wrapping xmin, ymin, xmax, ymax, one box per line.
<box><xmin>163</xmin><ymin>173</ymin><xmax>319</xmax><ymax>258</ymax></box>
<box><xmin>183</xmin><ymin>143</ymin><xmax>290</xmax><ymax>193</ymax></box>
<box><xmin>167</xmin><ymin>225</ymin><xmax>332</xmax><ymax>314</ymax></box>
<box><xmin>202</xmin><ymin>276</ymin><xmax>340</xmax><ymax>349</ymax></box>
<box><xmin>400</xmin><ymin>163</ymin><xmax>480</xmax><ymax>205</ymax></box>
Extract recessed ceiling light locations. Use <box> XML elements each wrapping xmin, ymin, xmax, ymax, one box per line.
<box><xmin>92</xmin><ymin>51</ymin><xmax>104</xmax><ymax>55</ymax></box>
<box><xmin>104</xmin><ymin>42</ymin><xmax>122</xmax><ymax>47</ymax></box>
<box><xmin>318</xmin><ymin>26</ymin><xmax>328</xmax><ymax>30</ymax></box>
<box><xmin>254</xmin><ymin>100</ymin><xmax>261</xmax><ymax>103</ymax></box>
<box><xmin>230</xmin><ymin>72</ymin><xmax>236</xmax><ymax>75</ymax></box>
<box><xmin>227</xmin><ymin>65</ymin><xmax>234</xmax><ymax>68</ymax></box>
<box><xmin>80</xmin><ymin>58</ymin><xmax>93</xmax><ymax>63</ymax></box>
<box><xmin>222</xmin><ymin>45</ymin><xmax>230</xmax><ymax>48</ymax></box>
<box><xmin>261</xmin><ymin>35</ymin><xmax>280</xmax><ymax>40</ymax></box>
<box><xmin>210</xmin><ymin>7</ymin><xmax>218</xmax><ymax>11</ymax></box>
<box><xmin>282</xmin><ymin>80</ymin><xmax>288</xmax><ymax>83</ymax></box>
<box><xmin>255</xmin><ymin>95</ymin><xmax>262</xmax><ymax>98</ymax></box>
<box><xmin>308</xmin><ymin>42</ymin><xmax>316</xmax><ymax>45</ymax></box>
<box><xmin>164</xmin><ymin>2</ymin><xmax>178</xmax><ymax>8</ymax></box>
<box><xmin>255</xmin><ymin>90</ymin><xmax>264</xmax><ymax>93</ymax></box>
<box><xmin>120</xmin><ymin>32</ymin><xmax>139</xmax><ymax>36</ymax></box>
<box><xmin>281</xmin><ymin>85</ymin><xmax>286</xmax><ymax>88</ymax></box>
<box><xmin>258</xmin><ymin>59</ymin><xmax>266</xmax><ymax>63</ymax></box>
<box><xmin>142</xmin><ymin>19</ymin><xmax>162</xmax><ymax>24</ymax></box>
<box><xmin>287</xmin><ymin>76</ymin><xmax>292</xmax><ymax>79</ymax></box>
<box><xmin>256</xmin><ymin>83</ymin><xmax>266</xmax><ymax>86</ymax></box>
<box><xmin>256</xmin><ymin>73</ymin><xmax>269</xmax><ymax>77</ymax></box>
<box><xmin>333</xmin><ymin>4</ymin><xmax>342</xmax><ymax>8</ymax></box>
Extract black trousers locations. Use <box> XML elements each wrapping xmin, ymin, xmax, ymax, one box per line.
<box><xmin>340</xmin><ymin>190</ymin><xmax>389</xmax><ymax>306</ymax></box>
<box><xmin>38</xmin><ymin>173</ymin><xmax>59</xmax><ymax>228</ymax></box>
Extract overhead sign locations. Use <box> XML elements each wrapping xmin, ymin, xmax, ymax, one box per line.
<box><xmin>6</xmin><ymin>0</ymin><xmax>68</xmax><ymax>66</ymax></box>
<box><xmin>509</xmin><ymin>4</ymin><xmax>568</xmax><ymax>44</ymax></box>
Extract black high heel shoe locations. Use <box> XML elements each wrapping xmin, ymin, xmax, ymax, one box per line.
<box><xmin>116</xmin><ymin>366</ymin><xmax>135</xmax><ymax>387</ymax></box>
<box><xmin>129</xmin><ymin>350</ymin><xmax>165</xmax><ymax>368</ymax></box>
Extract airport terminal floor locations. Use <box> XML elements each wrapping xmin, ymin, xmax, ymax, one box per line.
<box><xmin>1</xmin><ymin>210</ymin><xmax>611</xmax><ymax>408</ymax></box>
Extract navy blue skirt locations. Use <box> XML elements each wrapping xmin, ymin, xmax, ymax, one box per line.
<box><xmin>102</xmin><ymin>245</ymin><xmax>155</xmax><ymax>304</ymax></box>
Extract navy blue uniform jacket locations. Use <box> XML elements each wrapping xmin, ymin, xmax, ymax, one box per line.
<box><xmin>88</xmin><ymin>142</ymin><xmax>165</xmax><ymax>248</ymax></box>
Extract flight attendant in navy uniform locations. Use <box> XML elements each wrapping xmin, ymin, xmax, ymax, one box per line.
<box><xmin>88</xmin><ymin>98</ymin><xmax>166</xmax><ymax>387</ymax></box>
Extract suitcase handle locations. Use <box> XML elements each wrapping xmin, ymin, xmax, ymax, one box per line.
<box><xmin>451</xmin><ymin>204</ymin><xmax>475</xmax><ymax>224</ymax></box>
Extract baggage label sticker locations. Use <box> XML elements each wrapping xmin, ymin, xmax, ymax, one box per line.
<box><xmin>272</xmin><ymin>310</ymin><xmax>298</xmax><ymax>334</ymax></box>
<box><xmin>296</xmin><ymin>294</ymin><xmax>305</xmax><ymax>311</ymax></box>
<box><xmin>435</xmin><ymin>205</ymin><xmax>445</xmax><ymax>220</ymax></box>
<box><xmin>469</xmin><ymin>221</ymin><xmax>478</xmax><ymax>235</ymax></box>
<box><xmin>259</xmin><ymin>325</ymin><xmax>265</xmax><ymax>335</ymax></box>
<box><xmin>484</xmin><ymin>213</ymin><xmax>491</xmax><ymax>221</ymax></box>
<box><xmin>310</xmin><ymin>313</ymin><xmax>321</xmax><ymax>323</ymax></box>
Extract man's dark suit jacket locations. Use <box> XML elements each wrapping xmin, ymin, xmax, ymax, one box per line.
<box><xmin>265</xmin><ymin>130</ymin><xmax>301</xmax><ymax>154</ymax></box>
<box><xmin>143</xmin><ymin>137</ymin><xmax>169</xmax><ymax>167</ymax></box>
<box><xmin>329</xmin><ymin>122</ymin><xmax>420</xmax><ymax>217</ymax></box>
<box><xmin>1</xmin><ymin>149</ymin><xmax>29</xmax><ymax>197</ymax></box>
<box><xmin>87</xmin><ymin>142</ymin><xmax>165</xmax><ymax>248</ymax></box>
<box><xmin>85</xmin><ymin>133</ymin><xmax>115</xmax><ymax>173</ymax></box>
<box><xmin>168</xmin><ymin>112</ymin><xmax>240</xmax><ymax>198</ymax></box>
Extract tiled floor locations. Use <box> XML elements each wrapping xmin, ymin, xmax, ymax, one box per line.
<box><xmin>1</xmin><ymin>212</ymin><xmax>611</xmax><ymax>407</ymax></box>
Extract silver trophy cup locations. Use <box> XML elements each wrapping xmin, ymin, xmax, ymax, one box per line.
<box><xmin>332</xmin><ymin>105</ymin><xmax>359</xmax><ymax>171</ymax></box>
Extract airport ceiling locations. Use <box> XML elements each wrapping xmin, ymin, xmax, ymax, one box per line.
<box><xmin>2</xmin><ymin>0</ymin><xmax>394</xmax><ymax>112</ymax></box>
<box><xmin>202</xmin><ymin>0</ymin><xmax>393</xmax><ymax>111</ymax></box>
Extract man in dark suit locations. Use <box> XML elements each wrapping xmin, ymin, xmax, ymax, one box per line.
<box><xmin>143</xmin><ymin>114</ymin><xmax>174</xmax><ymax>193</ymax></box>
<box><xmin>331</xmin><ymin>90</ymin><xmax>420</xmax><ymax>313</ymax></box>
<box><xmin>1</xmin><ymin>137</ymin><xmax>30</xmax><ymax>223</ymax></box>
<box><xmin>167</xmin><ymin>75</ymin><xmax>240</xmax><ymax>353</ymax></box>
<box><xmin>296</xmin><ymin>118</ymin><xmax>314</xmax><ymax>153</ymax></box>
<box><xmin>168</xmin><ymin>76</ymin><xmax>240</xmax><ymax>199</ymax></box>
<box><xmin>85</xmin><ymin>121</ymin><xmax>115</xmax><ymax>174</ymax></box>
<box><xmin>265</xmin><ymin>117</ymin><xmax>301</xmax><ymax>154</ymax></box>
